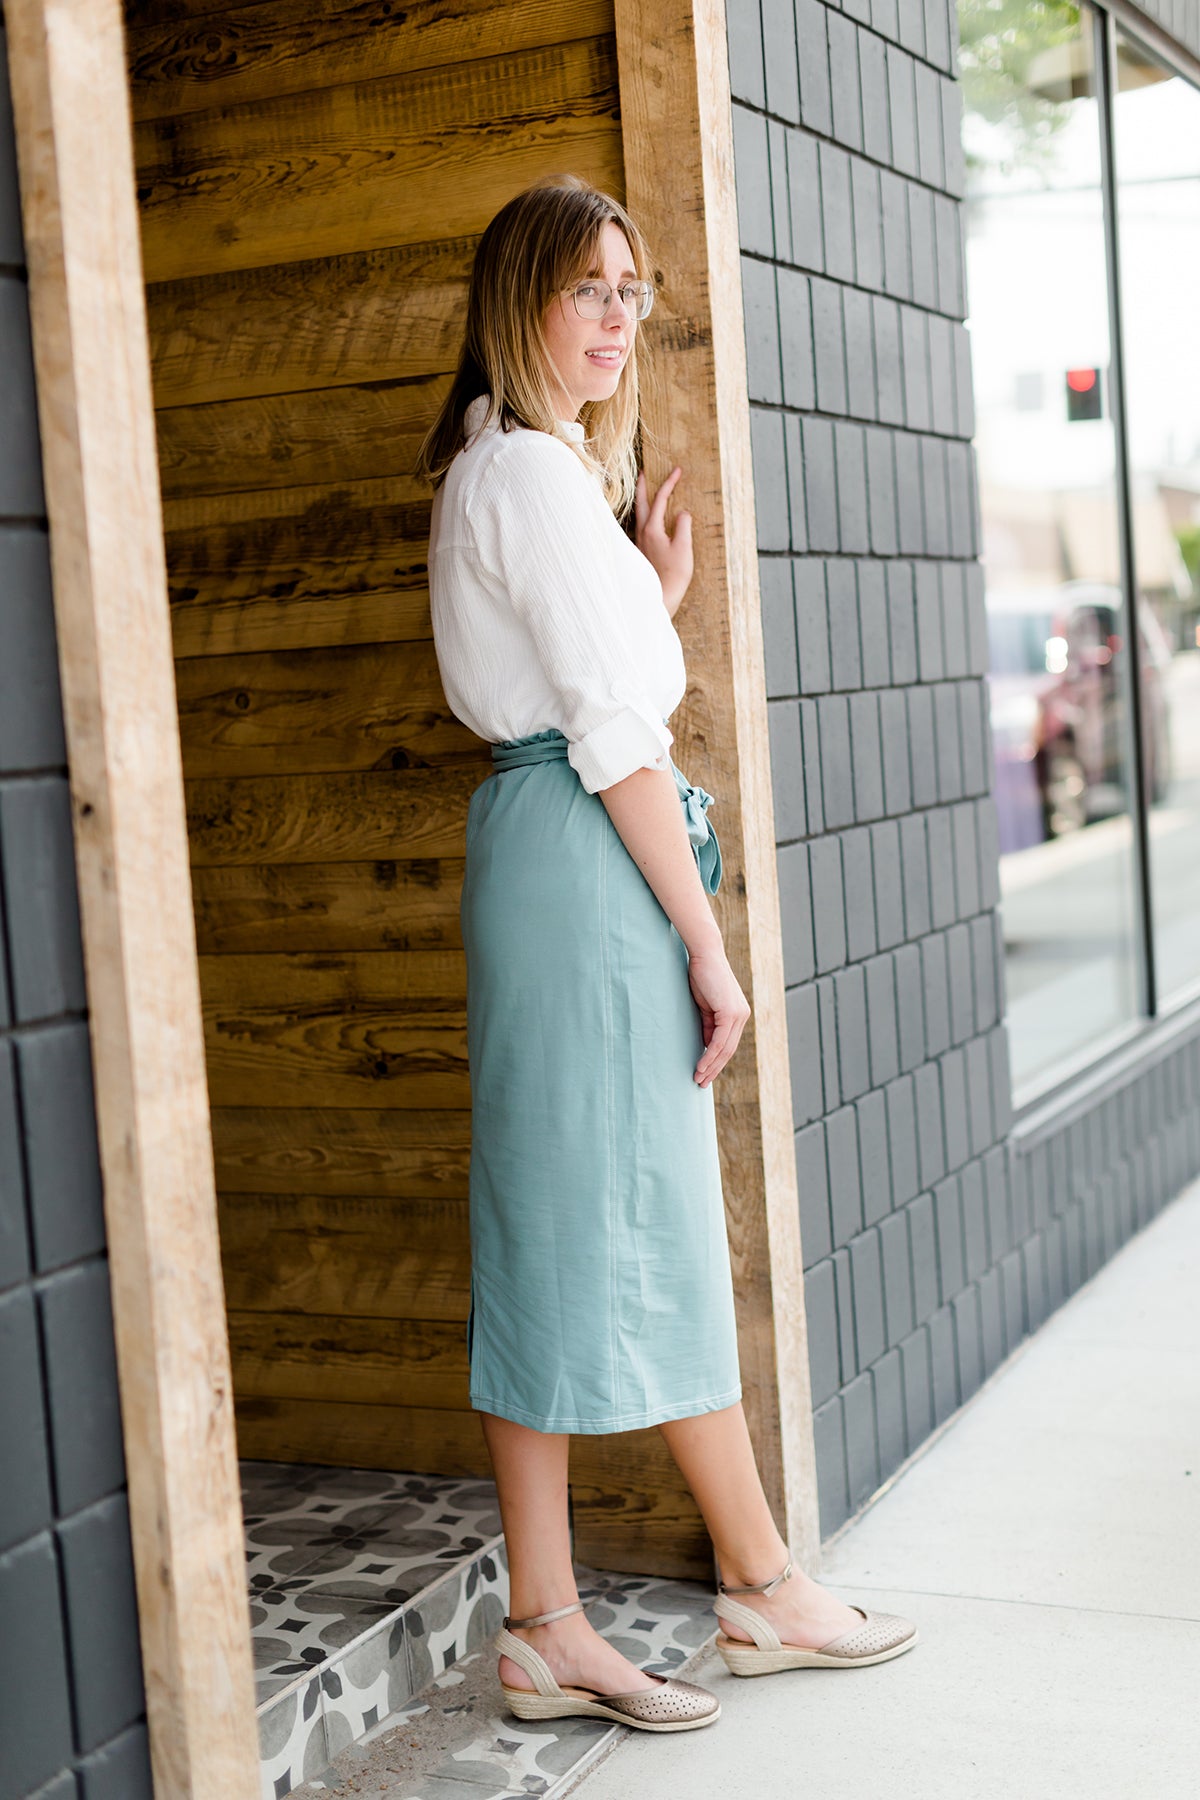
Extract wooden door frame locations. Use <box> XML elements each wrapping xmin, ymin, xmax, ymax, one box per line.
<box><xmin>613</xmin><ymin>0</ymin><xmax>821</xmax><ymax>1566</ymax></box>
<box><xmin>5</xmin><ymin>0</ymin><xmax>261</xmax><ymax>1793</ymax></box>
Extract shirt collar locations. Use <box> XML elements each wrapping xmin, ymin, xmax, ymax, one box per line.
<box><xmin>462</xmin><ymin>392</ymin><xmax>586</xmax><ymax>445</ymax></box>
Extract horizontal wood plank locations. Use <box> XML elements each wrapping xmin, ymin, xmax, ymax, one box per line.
<box><xmin>156</xmin><ymin>377</ymin><xmax>444</xmax><ymax>499</ymax></box>
<box><xmin>147</xmin><ymin>239</ymin><xmax>473</xmax><ymax>408</ymax></box>
<box><xmin>186</xmin><ymin>764</ymin><xmax>483</xmax><ymax>864</ymax></box>
<box><xmin>192</xmin><ymin>859</ymin><xmax>464</xmax><ymax>954</ymax></box>
<box><xmin>228</xmin><ymin>1310</ymin><xmax>469</xmax><ymax>1408</ymax></box>
<box><xmin>211</xmin><ymin>1104</ymin><xmax>470</xmax><ymax>1196</ymax></box>
<box><xmin>128</xmin><ymin>0</ymin><xmax>613</xmax><ymax>122</ymax></box>
<box><xmin>218</xmin><ymin>1191</ymin><xmax>470</xmax><ymax>1317</ymax></box>
<box><xmin>233</xmin><ymin>1394</ymin><xmax>490</xmax><ymax>1473</ymax></box>
<box><xmin>176</xmin><ymin>642</ymin><xmax>471</xmax><ymax>777</ymax></box>
<box><xmin>134</xmin><ymin>38</ymin><xmax>623</xmax><ymax>280</ymax></box>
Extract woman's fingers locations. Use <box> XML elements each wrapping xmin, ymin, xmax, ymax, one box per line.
<box><xmin>695</xmin><ymin>1008</ymin><xmax>748</xmax><ymax>1086</ymax></box>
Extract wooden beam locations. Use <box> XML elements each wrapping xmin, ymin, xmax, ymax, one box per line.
<box><xmin>3</xmin><ymin>1</ymin><xmax>261</xmax><ymax>1794</ymax></box>
<box><xmin>612</xmin><ymin>0</ymin><xmax>820</xmax><ymax>1568</ymax></box>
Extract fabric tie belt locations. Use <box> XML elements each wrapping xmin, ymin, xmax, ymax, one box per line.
<box><xmin>491</xmin><ymin>728</ymin><xmax>723</xmax><ymax>896</ymax></box>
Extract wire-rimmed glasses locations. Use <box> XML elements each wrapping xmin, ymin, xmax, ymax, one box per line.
<box><xmin>565</xmin><ymin>278</ymin><xmax>655</xmax><ymax>321</ymax></box>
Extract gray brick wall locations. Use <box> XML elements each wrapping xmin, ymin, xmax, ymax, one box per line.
<box><xmin>0</xmin><ymin>18</ymin><xmax>151</xmax><ymax>1799</ymax></box>
<box><xmin>728</xmin><ymin>0</ymin><xmax>1200</xmax><ymax>1534</ymax></box>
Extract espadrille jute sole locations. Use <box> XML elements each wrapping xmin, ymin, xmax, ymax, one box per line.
<box><xmin>500</xmin><ymin>1682</ymin><xmax>720</xmax><ymax>1728</ymax></box>
<box><xmin>714</xmin><ymin>1627</ymin><xmax>919</xmax><ymax>1676</ymax></box>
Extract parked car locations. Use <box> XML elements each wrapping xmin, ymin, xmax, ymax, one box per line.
<box><xmin>986</xmin><ymin>582</ymin><xmax>1173</xmax><ymax>855</ymax></box>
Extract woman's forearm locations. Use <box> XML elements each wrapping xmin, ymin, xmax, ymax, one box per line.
<box><xmin>596</xmin><ymin>763</ymin><xmax>724</xmax><ymax>955</ymax></box>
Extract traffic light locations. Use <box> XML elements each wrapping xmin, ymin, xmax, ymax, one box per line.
<box><xmin>1065</xmin><ymin>367</ymin><xmax>1104</xmax><ymax>422</ymax></box>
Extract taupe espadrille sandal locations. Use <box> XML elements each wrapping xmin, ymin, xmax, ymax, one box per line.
<box><xmin>714</xmin><ymin>1556</ymin><xmax>918</xmax><ymax>1676</ymax></box>
<box><xmin>496</xmin><ymin>1599</ymin><xmax>721</xmax><ymax>1729</ymax></box>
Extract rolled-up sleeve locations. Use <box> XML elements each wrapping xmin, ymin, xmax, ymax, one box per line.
<box><xmin>468</xmin><ymin>434</ymin><xmax>674</xmax><ymax>793</ymax></box>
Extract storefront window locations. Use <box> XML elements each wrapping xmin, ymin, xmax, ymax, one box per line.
<box><xmin>1112</xmin><ymin>34</ymin><xmax>1200</xmax><ymax>1006</ymax></box>
<box><xmin>960</xmin><ymin>1</ymin><xmax>1140</xmax><ymax>1094</ymax></box>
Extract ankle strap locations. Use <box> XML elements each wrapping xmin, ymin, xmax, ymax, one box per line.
<box><xmin>717</xmin><ymin>1556</ymin><xmax>793</xmax><ymax>1597</ymax></box>
<box><xmin>503</xmin><ymin>1599</ymin><xmax>586</xmax><ymax>1629</ymax></box>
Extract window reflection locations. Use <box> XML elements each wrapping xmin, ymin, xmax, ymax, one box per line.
<box><xmin>960</xmin><ymin>1</ymin><xmax>1140</xmax><ymax>1093</ymax></box>
<box><xmin>1112</xmin><ymin>33</ymin><xmax>1200</xmax><ymax>1005</ymax></box>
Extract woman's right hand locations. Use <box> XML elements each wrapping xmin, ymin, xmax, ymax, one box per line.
<box><xmin>685</xmin><ymin>945</ymin><xmax>751</xmax><ymax>1087</ymax></box>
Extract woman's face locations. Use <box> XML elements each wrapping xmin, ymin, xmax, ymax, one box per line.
<box><xmin>541</xmin><ymin>221</ymin><xmax>639</xmax><ymax>421</ymax></box>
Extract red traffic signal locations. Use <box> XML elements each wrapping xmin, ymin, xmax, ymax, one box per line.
<box><xmin>1066</xmin><ymin>367</ymin><xmax>1104</xmax><ymax>421</ymax></box>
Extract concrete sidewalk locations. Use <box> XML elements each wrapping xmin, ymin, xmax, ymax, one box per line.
<box><xmin>563</xmin><ymin>1176</ymin><xmax>1200</xmax><ymax>1800</ymax></box>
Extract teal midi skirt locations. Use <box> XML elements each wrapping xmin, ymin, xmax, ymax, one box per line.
<box><xmin>459</xmin><ymin>727</ymin><xmax>743</xmax><ymax>1434</ymax></box>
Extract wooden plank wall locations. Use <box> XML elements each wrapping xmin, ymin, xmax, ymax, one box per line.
<box><xmin>124</xmin><ymin>0</ymin><xmax>720</xmax><ymax>1571</ymax></box>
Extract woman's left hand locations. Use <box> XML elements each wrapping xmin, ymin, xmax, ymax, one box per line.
<box><xmin>634</xmin><ymin>465</ymin><xmax>693</xmax><ymax>618</ymax></box>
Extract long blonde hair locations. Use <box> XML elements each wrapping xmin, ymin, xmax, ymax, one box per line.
<box><xmin>413</xmin><ymin>174</ymin><xmax>658</xmax><ymax>521</ymax></box>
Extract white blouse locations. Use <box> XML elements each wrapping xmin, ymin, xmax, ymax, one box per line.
<box><xmin>427</xmin><ymin>392</ymin><xmax>688</xmax><ymax>793</ymax></box>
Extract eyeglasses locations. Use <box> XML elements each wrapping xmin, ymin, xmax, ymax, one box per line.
<box><xmin>565</xmin><ymin>279</ymin><xmax>655</xmax><ymax>322</ymax></box>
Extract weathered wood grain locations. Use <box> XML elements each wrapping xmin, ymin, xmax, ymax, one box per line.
<box><xmin>134</xmin><ymin>37</ymin><xmax>624</xmax><ymax>280</ymax></box>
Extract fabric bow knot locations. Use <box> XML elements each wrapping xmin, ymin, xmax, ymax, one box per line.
<box><xmin>671</xmin><ymin>762</ymin><xmax>723</xmax><ymax>896</ymax></box>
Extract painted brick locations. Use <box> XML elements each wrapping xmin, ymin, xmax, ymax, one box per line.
<box><xmin>732</xmin><ymin>105</ymin><xmax>774</xmax><ymax>255</ymax></box>
<box><xmin>865</xmin><ymin>429</ymin><xmax>898</xmax><ymax>556</ymax></box>
<box><xmin>872</xmin><ymin>819</ymin><xmax>905</xmax><ymax>948</ymax></box>
<box><xmin>819</xmin><ymin>142</ymin><xmax>856</xmax><ymax>283</ymax></box>
<box><xmin>778</xmin><ymin>267</ymin><xmax>816</xmax><ymax>411</ymax></box>
<box><xmin>818</xmin><ymin>693</ymin><xmax>855</xmax><ymax>828</ymax></box>
<box><xmin>1</xmin><ymin>777</ymin><xmax>87</xmax><ymax>1023</ymax></box>
<box><xmin>797</xmin><ymin>1119</ymin><xmax>833</xmax><ymax>1266</ymax></box>
<box><xmin>865</xmin><ymin>952</ymin><xmax>900</xmax><ymax>1086</ymax></box>
<box><xmin>827</xmin><ymin>1103</ymin><xmax>863</xmax><ymax>1249</ymax></box>
<box><xmin>885</xmin><ymin>1074</ymin><xmax>920</xmax><ymax>1204</ymax></box>
<box><xmin>39</xmin><ymin>1262</ymin><xmax>126</xmax><ymax>1515</ymax></box>
<box><xmin>858</xmin><ymin>32</ymin><xmax>891</xmax><ymax>165</ymax></box>
<box><xmin>879</xmin><ymin>167</ymin><xmax>911</xmax><ymax>298</ymax></box>
<box><xmin>928</xmin><ymin>1302</ymin><xmax>960</xmax><ymax>1425</ymax></box>
<box><xmin>843</xmin><ymin>826</ymin><xmax>878</xmax><ymax>961</ymax></box>
<box><xmin>843</xmin><ymin>286</ymin><xmax>876</xmax><ymax>421</ymax></box>
<box><xmin>762</xmin><ymin>0</ymin><xmax>801</xmax><ymax>122</ymax></box>
<box><xmin>914</xmin><ymin>1059</ymin><xmax>946</xmax><ymax>1186</ymax></box>
<box><xmin>750</xmin><ymin>405</ymin><xmax>790</xmax><ymax>551</ymax></box>
<box><xmin>913</xmin><ymin>58</ymin><xmax>945</xmax><ymax>189</ymax></box>
<box><xmin>0</xmin><ymin>1041</ymin><xmax>29</xmax><ymax>1288</ymax></box>
<box><xmin>946</xmin><ymin>920</ymin><xmax>973</xmax><ymax>1044</ymax></box>
<box><xmin>834</xmin><ymin>1245</ymin><xmax>857</xmax><ymax>1380</ymax></box>
<box><xmin>978</xmin><ymin>1263</ymin><xmax>1006</xmax><ymax>1374</ymax></box>
<box><xmin>843</xmin><ymin>1370</ymin><xmax>880</xmax><ymax>1509</ymax></box>
<box><xmin>878</xmin><ymin>1208</ymin><xmax>914</xmax><ymax>1347</ymax></box>
<box><xmin>0</xmin><ymin>1536</ymin><xmax>75</xmax><ymax>1795</ymax></box>
<box><xmin>834</xmin><ymin>421</ymin><xmax>870</xmax><ymax>552</ymax></box>
<box><xmin>873</xmin><ymin>1345</ymin><xmax>907</xmax><ymax>1477</ymax></box>
<box><xmin>951</xmin><ymin>1283</ymin><xmax>984</xmax><ymax>1402</ymax></box>
<box><xmin>899</xmin><ymin>1326</ymin><xmax>933</xmax><ymax>1451</ymax></box>
<box><xmin>812</xmin><ymin>1397</ymin><xmax>850</xmax><ymax>1533</ymax></box>
<box><xmin>726</xmin><ymin>0</ymin><xmax>767</xmax><ymax>105</ymax></box>
<box><xmin>851</xmin><ymin>158</ymin><xmax>884</xmax><ymax>292</ymax></box>
<box><xmin>960</xmin><ymin>1159</ymin><xmax>988</xmax><ymax>1281</ymax></box>
<box><xmin>884</xmin><ymin>561</ymin><xmax>917</xmax><ymax>684</ymax></box>
<box><xmin>1000</xmin><ymin>1248</ymin><xmax>1026</xmax><ymax>1350</ymax></box>
<box><xmin>796</xmin><ymin>0</ymin><xmax>834</xmax><ymax>138</ymax></box>
<box><xmin>858</xmin><ymin>561</ymin><xmax>890</xmax><ymax>686</ymax></box>
<box><xmin>17</xmin><ymin>1022</ymin><xmax>106</xmax><ymax>1274</ymax></box>
<box><xmin>809</xmin><ymin>832</ymin><xmax>847</xmax><ymax>973</ymax></box>
<box><xmin>787</xmin><ymin>981</ymin><xmax>825</xmax><ymax>1127</ymax></box>
<box><xmin>894</xmin><ymin>940</ymin><xmax>925</xmax><ymax>1072</ymax></box>
<box><xmin>908</xmin><ymin>183</ymin><xmax>938</xmax><ymax>310</ymax></box>
<box><xmin>925</xmin><ymin>804</ymin><xmax>956</xmax><ymax>927</ymax></box>
<box><xmin>827</xmin><ymin>11</ymin><xmax>864</xmax><ymax>152</ymax></box>
<box><xmin>942</xmin><ymin>1046</ymin><xmax>971</xmax><ymax>1171</ymax></box>
<box><xmin>886</xmin><ymin>48</ymin><xmax>918</xmax><ymax>180</ymax></box>
<box><xmin>783</xmin><ymin>411</ymin><xmax>810</xmax><ymax>550</ymax></box>
<box><xmin>897</xmin><ymin>0</ymin><xmax>926</xmax><ymax>56</ymax></box>
<box><xmin>760</xmin><ymin>556</ymin><xmax>800</xmax><ymax>697</ymax></box>
<box><xmin>58</xmin><ymin>1495</ymin><xmax>145</xmax><ymax>1753</ymax></box>
<box><xmin>0</xmin><ymin>531</ymin><xmax>67</xmax><ymax>776</ymax></box>
<box><xmin>743</xmin><ymin>256</ymin><xmax>783</xmax><ymax>404</ymax></box>
<box><xmin>858</xmin><ymin>1087</ymin><xmax>891</xmax><ymax>1225</ymax></box>
<box><xmin>802</xmin><ymin>416</ymin><xmax>839</xmax><ymax>552</ymax></box>
<box><xmin>78</xmin><ymin>1724</ymin><xmax>154</xmax><ymax>1800</ymax></box>
<box><xmin>786</xmin><ymin>128</ymin><xmax>824</xmax><ymax>272</ymax></box>
<box><xmin>848</xmin><ymin>1229</ymin><xmax>886</xmax><ymax>1367</ymax></box>
<box><xmin>895</xmin><ymin>434</ymin><xmax>924</xmax><ymax>552</ymax></box>
<box><xmin>0</xmin><ymin>1289</ymin><xmax>53</xmax><ymax>1556</ymax></box>
<box><xmin>921</xmin><ymin>436</ymin><xmax>950</xmax><ymax>556</ymax></box>
<box><xmin>795</xmin><ymin>558</ymin><xmax>832</xmax><ymax>692</ymax></box>
<box><xmin>834</xmin><ymin>962</ymin><xmax>872</xmax><ymax>1100</ymax></box>
<box><xmin>848</xmin><ymin>689</ymin><xmax>884</xmax><ymax>820</ymax></box>
<box><xmin>805</xmin><ymin>1261</ymin><xmax>841</xmax><ymax>1407</ymax></box>
<box><xmin>799</xmin><ymin>699</ymin><xmax>826</xmax><ymax>833</ymax></box>
<box><xmin>768</xmin><ymin>699</ymin><xmax>807</xmax><ymax>840</ymax></box>
<box><xmin>778</xmin><ymin>840</ymin><xmax>816</xmax><ymax>985</ymax></box>
<box><xmin>827</xmin><ymin>557</ymin><xmax>863</xmax><ymax>689</ymax></box>
<box><xmin>900</xmin><ymin>305</ymin><xmax>930</xmax><ymax>431</ymax></box>
<box><xmin>872</xmin><ymin>296</ymin><xmax>904</xmax><ymax>425</ymax></box>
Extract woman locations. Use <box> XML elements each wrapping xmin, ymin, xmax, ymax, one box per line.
<box><xmin>416</xmin><ymin>174</ymin><xmax>916</xmax><ymax>1732</ymax></box>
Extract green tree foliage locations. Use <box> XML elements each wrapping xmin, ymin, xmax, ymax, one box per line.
<box><xmin>958</xmin><ymin>0</ymin><xmax>1084</xmax><ymax>179</ymax></box>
